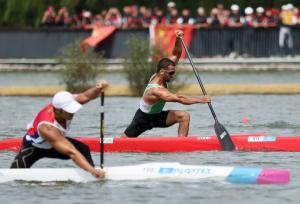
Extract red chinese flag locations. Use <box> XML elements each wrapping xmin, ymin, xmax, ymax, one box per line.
<box><xmin>150</xmin><ymin>24</ymin><xmax>194</xmax><ymax>58</ymax></box>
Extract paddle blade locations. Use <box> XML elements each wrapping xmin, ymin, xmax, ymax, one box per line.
<box><xmin>214</xmin><ymin>121</ymin><xmax>235</xmax><ymax>151</ymax></box>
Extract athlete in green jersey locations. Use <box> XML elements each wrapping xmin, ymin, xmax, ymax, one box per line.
<box><xmin>123</xmin><ymin>30</ymin><xmax>211</xmax><ymax>137</ymax></box>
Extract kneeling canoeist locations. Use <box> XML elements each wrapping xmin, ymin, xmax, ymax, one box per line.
<box><xmin>10</xmin><ymin>80</ymin><xmax>108</xmax><ymax>179</ymax></box>
<box><xmin>122</xmin><ymin>30</ymin><xmax>211</xmax><ymax>138</ymax></box>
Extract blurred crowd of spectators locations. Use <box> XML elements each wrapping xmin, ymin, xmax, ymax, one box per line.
<box><xmin>42</xmin><ymin>2</ymin><xmax>300</xmax><ymax>30</ymax></box>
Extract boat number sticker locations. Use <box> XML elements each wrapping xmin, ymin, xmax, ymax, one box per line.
<box><xmin>100</xmin><ymin>138</ymin><xmax>114</xmax><ymax>144</ymax></box>
<box><xmin>197</xmin><ymin>136</ymin><xmax>212</xmax><ymax>140</ymax></box>
<box><xmin>248</xmin><ymin>136</ymin><xmax>276</xmax><ymax>142</ymax></box>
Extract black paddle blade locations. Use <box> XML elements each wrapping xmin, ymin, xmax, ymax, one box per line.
<box><xmin>214</xmin><ymin>121</ymin><xmax>235</xmax><ymax>151</ymax></box>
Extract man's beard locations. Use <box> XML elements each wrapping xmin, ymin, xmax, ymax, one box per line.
<box><xmin>166</xmin><ymin>78</ymin><xmax>174</xmax><ymax>83</ymax></box>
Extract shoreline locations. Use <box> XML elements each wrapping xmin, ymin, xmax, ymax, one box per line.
<box><xmin>1</xmin><ymin>84</ymin><xmax>300</xmax><ymax>96</ymax></box>
<box><xmin>1</xmin><ymin>57</ymin><xmax>300</xmax><ymax>71</ymax></box>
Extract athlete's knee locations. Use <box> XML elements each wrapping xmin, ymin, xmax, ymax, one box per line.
<box><xmin>176</xmin><ymin>111</ymin><xmax>190</xmax><ymax>122</ymax></box>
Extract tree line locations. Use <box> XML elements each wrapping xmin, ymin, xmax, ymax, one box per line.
<box><xmin>0</xmin><ymin>0</ymin><xmax>299</xmax><ymax>27</ymax></box>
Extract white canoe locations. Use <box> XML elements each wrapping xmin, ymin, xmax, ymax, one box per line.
<box><xmin>0</xmin><ymin>162</ymin><xmax>289</xmax><ymax>184</ymax></box>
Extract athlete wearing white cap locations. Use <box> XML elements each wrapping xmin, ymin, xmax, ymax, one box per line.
<box><xmin>52</xmin><ymin>91</ymin><xmax>82</xmax><ymax>114</ymax></box>
<box><xmin>11</xmin><ymin>80</ymin><xmax>108</xmax><ymax>179</ymax></box>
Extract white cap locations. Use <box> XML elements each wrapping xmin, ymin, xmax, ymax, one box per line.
<box><xmin>197</xmin><ymin>7</ymin><xmax>205</xmax><ymax>14</ymax></box>
<box><xmin>256</xmin><ymin>7</ymin><xmax>264</xmax><ymax>13</ymax></box>
<box><xmin>245</xmin><ymin>7</ymin><xmax>253</xmax><ymax>15</ymax></box>
<box><xmin>83</xmin><ymin>11</ymin><xmax>92</xmax><ymax>18</ymax></box>
<box><xmin>286</xmin><ymin>3</ymin><xmax>294</xmax><ymax>10</ymax></box>
<box><xmin>281</xmin><ymin>5</ymin><xmax>287</xmax><ymax>10</ymax></box>
<box><xmin>52</xmin><ymin>91</ymin><xmax>82</xmax><ymax>114</ymax></box>
<box><xmin>167</xmin><ymin>1</ymin><xmax>176</xmax><ymax>8</ymax></box>
<box><xmin>231</xmin><ymin>4</ymin><xmax>239</xmax><ymax>11</ymax></box>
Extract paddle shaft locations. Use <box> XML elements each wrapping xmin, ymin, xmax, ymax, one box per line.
<box><xmin>100</xmin><ymin>92</ymin><xmax>104</xmax><ymax>168</ymax></box>
<box><xmin>179</xmin><ymin>37</ymin><xmax>235</xmax><ymax>151</ymax></box>
<box><xmin>179</xmin><ymin>37</ymin><xmax>218</xmax><ymax>121</ymax></box>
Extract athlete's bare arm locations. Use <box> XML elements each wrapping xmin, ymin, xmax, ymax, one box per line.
<box><xmin>75</xmin><ymin>80</ymin><xmax>109</xmax><ymax>105</ymax></box>
<box><xmin>169</xmin><ymin>30</ymin><xmax>183</xmax><ymax>65</ymax></box>
<box><xmin>39</xmin><ymin>124</ymin><xmax>105</xmax><ymax>178</ymax></box>
<box><xmin>150</xmin><ymin>88</ymin><xmax>211</xmax><ymax>105</ymax></box>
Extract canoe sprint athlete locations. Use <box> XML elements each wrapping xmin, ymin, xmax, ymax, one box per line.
<box><xmin>122</xmin><ymin>30</ymin><xmax>211</xmax><ymax>137</ymax></box>
<box><xmin>10</xmin><ymin>80</ymin><xmax>108</xmax><ymax>179</ymax></box>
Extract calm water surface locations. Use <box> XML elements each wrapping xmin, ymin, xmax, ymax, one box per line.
<box><xmin>0</xmin><ymin>95</ymin><xmax>300</xmax><ymax>204</ymax></box>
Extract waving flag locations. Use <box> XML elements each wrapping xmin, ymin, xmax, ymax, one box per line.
<box><xmin>150</xmin><ymin>24</ymin><xmax>194</xmax><ymax>58</ymax></box>
<box><xmin>80</xmin><ymin>26</ymin><xmax>116</xmax><ymax>53</ymax></box>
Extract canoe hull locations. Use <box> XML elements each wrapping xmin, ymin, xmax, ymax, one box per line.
<box><xmin>1</xmin><ymin>133</ymin><xmax>300</xmax><ymax>152</ymax></box>
<box><xmin>0</xmin><ymin>162</ymin><xmax>290</xmax><ymax>184</ymax></box>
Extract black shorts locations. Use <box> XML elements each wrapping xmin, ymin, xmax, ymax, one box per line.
<box><xmin>124</xmin><ymin>109</ymin><xmax>170</xmax><ymax>137</ymax></box>
<box><xmin>10</xmin><ymin>136</ymin><xmax>94</xmax><ymax>168</ymax></box>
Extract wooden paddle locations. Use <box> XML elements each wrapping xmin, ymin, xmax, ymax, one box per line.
<box><xmin>179</xmin><ymin>37</ymin><xmax>235</xmax><ymax>151</ymax></box>
<box><xmin>100</xmin><ymin>92</ymin><xmax>105</xmax><ymax>168</ymax></box>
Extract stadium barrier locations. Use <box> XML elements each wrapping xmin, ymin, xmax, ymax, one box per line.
<box><xmin>0</xmin><ymin>28</ymin><xmax>300</xmax><ymax>58</ymax></box>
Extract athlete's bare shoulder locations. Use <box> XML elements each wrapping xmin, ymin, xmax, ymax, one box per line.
<box><xmin>148</xmin><ymin>73</ymin><xmax>157</xmax><ymax>82</ymax></box>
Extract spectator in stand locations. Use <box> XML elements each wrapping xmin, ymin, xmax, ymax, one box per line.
<box><xmin>104</xmin><ymin>7</ymin><xmax>122</xmax><ymax>28</ymax></box>
<box><xmin>228</xmin><ymin>4</ymin><xmax>244</xmax><ymax>58</ymax></box>
<box><xmin>242</xmin><ymin>7</ymin><xmax>255</xmax><ymax>57</ymax></box>
<box><xmin>167</xmin><ymin>7</ymin><xmax>179</xmax><ymax>25</ymax></box>
<box><xmin>139</xmin><ymin>5</ymin><xmax>147</xmax><ymax>17</ymax></box>
<box><xmin>279</xmin><ymin>4</ymin><xmax>297</xmax><ymax>56</ymax></box>
<box><xmin>228</xmin><ymin>4</ymin><xmax>244</xmax><ymax>28</ymax></box>
<box><xmin>207</xmin><ymin>8</ymin><xmax>221</xmax><ymax>28</ymax></box>
<box><xmin>294</xmin><ymin>7</ymin><xmax>300</xmax><ymax>25</ymax></box>
<box><xmin>141</xmin><ymin>8</ymin><xmax>153</xmax><ymax>28</ymax></box>
<box><xmin>55</xmin><ymin>6</ymin><xmax>69</xmax><ymax>27</ymax></box>
<box><xmin>195</xmin><ymin>7</ymin><xmax>208</xmax><ymax>28</ymax></box>
<box><xmin>166</xmin><ymin>1</ymin><xmax>176</xmax><ymax>24</ymax></box>
<box><xmin>167</xmin><ymin>1</ymin><xmax>176</xmax><ymax>11</ymax></box>
<box><xmin>151</xmin><ymin>7</ymin><xmax>167</xmax><ymax>25</ymax></box>
<box><xmin>253</xmin><ymin>7</ymin><xmax>268</xmax><ymax>28</ymax></box>
<box><xmin>101</xmin><ymin>9</ymin><xmax>108</xmax><ymax>20</ymax></box>
<box><xmin>122</xmin><ymin>5</ymin><xmax>132</xmax><ymax>29</ymax></box>
<box><xmin>42</xmin><ymin>6</ymin><xmax>56</xmax><ymax>27</ymax></box>
<box><xmin>138</xmin><ymin>5</ymin><xmax>148</xmax><ymax>27</ymax></box>
<box><xmin>265</xmin><ymin>9</ymin><xmax>280</xmax><ymax>27</ymax></box>
<box><xmin>177</xmin><ymin>8</ymin><xmax>195</xmax><ymax>25</ymax></box>
<box><xmin>81</xmin><ymin>10</ymin><xmax>93</xmax><ymax>30</ymax></box>
<box><xmin>122</xmin><ymin>5</ymin><xmax>143</xmax><ymax>29</ymax></box>
<box><xmin>243</xmin><ymin>7</ymin><xmax>255</xmax><ymax>27</ymax></box>
<box><xmin>128</xmin><ymin>5</ymin><xmax>143</xmax><ymax>28</ymax></box>
<box><xmin>92</xmin><ymin>13</ymin><xmax>105</xmax><ymax>27</ymax></box>
<box><xmin>217</xmin><ymin>3</ymin><xmax>229</xmax><ymax>27</ymax></box>
<box><xmin>69</xmin><ymin>13</ymin><xmax>80</xmax><ymax>28</ymax></box>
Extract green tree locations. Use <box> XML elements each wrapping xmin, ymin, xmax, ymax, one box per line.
<box><xmin>123</xmin><ymin>36</ymin><xmax>165</xmax><ymax>95</ymax></box>
<box><xmin>56</xmin><ymin>41</ymin><xmax>104</xmax><ymax>92</ymax></box>
<box><xmin>3</xmin><ymin>0</ymin><xmax>41</xmax><ymax>27</ymax></box>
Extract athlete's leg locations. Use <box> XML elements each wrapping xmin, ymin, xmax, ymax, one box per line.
<box><xmin>123</xmin><ymin>109</ymin><xmax>153</xmax><ymax>137</ymax></box>
<box><xmin>10</xmin><ymin>138</ymin><xmax>43</xmax><ymax>168</ymax></box>
<box><xmin>165</xmin><ymin>110</ymin><xmax>190</xmax><ymax>137</ymax></box>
